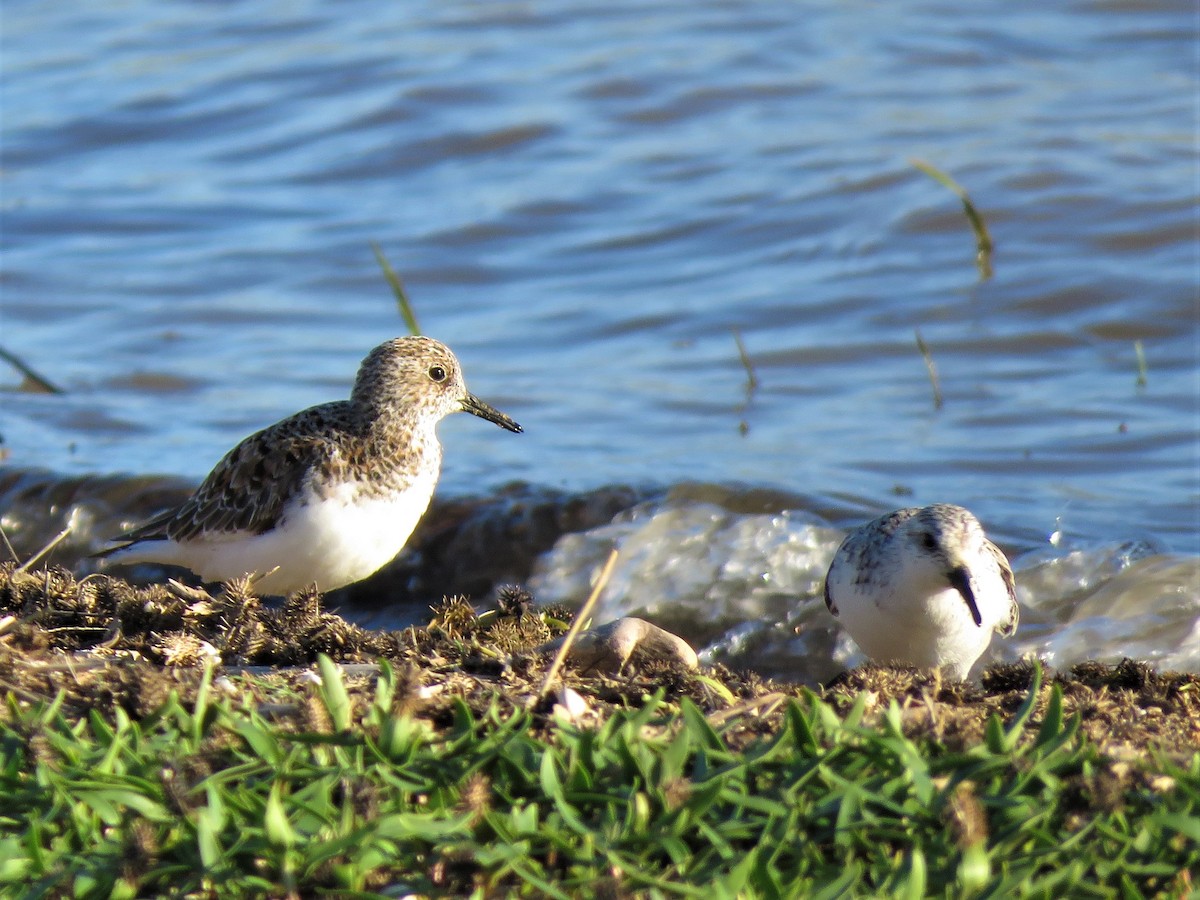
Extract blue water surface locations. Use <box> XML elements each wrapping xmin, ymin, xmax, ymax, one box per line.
<box><xmin>3</xmin><ymin>0</ymin><xmax>1196</xmax><ymax>553</ymax></box>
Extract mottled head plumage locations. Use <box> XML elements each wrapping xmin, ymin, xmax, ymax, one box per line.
<box><xmin>351</xmin><ymin>336</ymin><xmax>462</xmax><ymax>415</ymax></box>
<box><xmin>351</xmin><ymin>336</ymin><xmax>521</xmax><ymax>433</ymax></box>
<box><xmin>905</xmin><ymin>504</ymin><xmax>987</xmax><ymax>558</ymax></box>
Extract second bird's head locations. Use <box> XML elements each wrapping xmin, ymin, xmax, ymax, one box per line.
<box><xmin>899</xmin><ymin>504</ymin><xmax>988</xmax><ymax>627</ymax></box>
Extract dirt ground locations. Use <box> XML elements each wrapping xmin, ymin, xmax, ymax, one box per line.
<box><xmin>1</xmin><ymin>561</ymin><xmax>1196</xmax><ymax>762</ymax></box>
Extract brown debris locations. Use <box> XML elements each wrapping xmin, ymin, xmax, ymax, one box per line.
<box><xmin>0</xmin><ymin>562</ymin><xmax>1195</xmax><ymax>766</ymax></box>
<box><xmin>822</xmin><ymin>660</ymin><xmax>1200</xmax><ymax>759</ymax></box>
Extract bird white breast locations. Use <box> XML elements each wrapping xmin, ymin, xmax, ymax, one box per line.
<box><xmin>116</xmin><ymin>466</ymin><xmax>439</xmax><ymax>595</ymax></box>
<box><xmin>833</xmin><ymin>579</ymin><xmax>994</xmax><ymax>679</ymax></box>
<box><xmin>828</xmin><ymin>553</ymin><xmax>1008</xmax><ymax>680</ymax></box>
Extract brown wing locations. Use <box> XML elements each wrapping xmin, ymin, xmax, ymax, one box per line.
<box><xmin>103</xmin><ymin>405</ymin><xmax>347</xmax><ymax>549</ymax></box>
<box><xmin>987</xmin><ymin>539</ymin><xmax>1019</xmax><ymax>636</ymax></box>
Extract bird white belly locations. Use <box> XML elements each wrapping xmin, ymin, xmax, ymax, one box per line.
<box><xmin>120</xmin><ymin>470</ymin><xmax>438</xmax><ymax>595</ymax></box>
<box><xmin>836</xmin><ymin>583</ymin><xmax>992</xmax><ymax>679</ymax></box>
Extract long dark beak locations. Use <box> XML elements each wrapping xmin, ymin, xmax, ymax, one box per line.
<box><xmin>947</xmin><ymin>565</ymin><xmax>983</xmax><ymax>627</ymax></box>
<box><xmin>461</xmin><ymin>393</ymin><xmax>522</xmax><ymax>433</ymax></box>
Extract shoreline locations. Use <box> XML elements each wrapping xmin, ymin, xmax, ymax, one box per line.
<box><xmin>1</xmin><ymin>562</ymin><xmax>1197</xmax><ymax>895</ymax></box>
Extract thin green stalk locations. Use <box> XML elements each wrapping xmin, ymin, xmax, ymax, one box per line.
<box><xmin>910</xmin><ymin>159</ymin><xmax>994</xmax><ymax>281</ymax></box>
<box><xmin>732</xmin><ymin>328</ymin><xmax>760</xmax><ymax>436</ymax></box>
<box><xmin>914</xmin><ymin>329</ymin><xmax>943</xmax><ymax>410</ymax></box>
<box><xmin>732</xmin><ymin>329</ymin><xmax>759</xmax><ymax>391</ymax></box>
<box><xmin>0</xmin><ymin>346</ymin><xmax>63</xmax><ymax>394</ymax></box>
<box><xmin>370</xmin><ymin>242</ymin><xmax>421</xmax><ymax>336</ymax></box>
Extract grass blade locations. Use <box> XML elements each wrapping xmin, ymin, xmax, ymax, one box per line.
<box><xmin>911</xmin><ymin>158</ymin><xmax>994</xmax><ymax>281</ymax></box>
<box><xmin>999</xmin><ymin>659</ymin><xmax>1044</xmax><ymax>752</ymax></box>
<box><xmin>731</xmin><ymin>328</ymin><xmax>760</xmax><ymax>436</ymax></box>
<box><xmin>538</xmin><ymin>548</ymin><xmax>618</xmax><ymax>699</ymax></box>
<box><xmin>732</xmin><ymin>328</ymin><xmax>759</xmax><ymax>391</ymax></box>
<box><xmin>316</xmin><ymin>654</ymin><xmax>353</xmax><ymax>732</ymax></box>
<box><xmin>914</xmin><ymin>329</ymin><xmax>943</xmax><ymax>410</ymax></box>
<box><xmin>0</xmin><ymin>345</ymin><xmax>64</xmax><ymax>394</ymax></box>
<box><xmin>264</xmin><ymin>782</ymin><xmax>295</xmax><ymax>849</ymax></box>
<box><xmin>1133</xmin><ymin>340</ymin><xmax>1148</xmax><ymax>387</ymax></box>
<box><xmin>371</xmin><ymin>242</ymin><xmax>421</xmax><ymax>336</ymax></box>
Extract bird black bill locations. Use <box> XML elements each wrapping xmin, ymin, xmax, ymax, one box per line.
<box><xmin>947</xmin><ymin>565</ymin><xmax>983</xmax><ymax>627</ymax></box>
<box><xmin>461</xmin><ymin>393</ymin><xmax>523</xmax><ymax>433</ymax></box>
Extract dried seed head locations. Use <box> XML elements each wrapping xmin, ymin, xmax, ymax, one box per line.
<box><xmin>945</xmin><ymin>782</ymin><xmax>988</xmax><ymax>849</ymax></box>
<box><xmin>428</xmin><ymin>595</ymin><xmax>477</xmax><ymax>636</ymax></box>
<box><xmin>662</xmin><ymin>776</ymin><xmax>693</xmax><ymax>812</ymax></box>
<box><xmin>496</xmin><ymin>585</ymin><xmax>535</xmax><ymax>619</ymax></box>
<box><xmin>305</xmin><ymin>690</ymin><xmax>335</xmax><ymax>735</ymax></box>
<box><xmin>282</xmin><ymin>585</ymin><xmax>323</xmax><ymax>629</ymax></box>
<box><xmin>458</xmin><ymin>772</ymin><xmax>492</xmax><ymax>822</ymax></box>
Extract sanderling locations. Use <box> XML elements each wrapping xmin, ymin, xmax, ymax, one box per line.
<box><xmin>98</xmin><ymin>336</ymin><xmax>521</xmax><ymax>595</ymax></box>
<box><xmin>823</xmin><ymin>504</ymin><xmax>1018</xmax><ymax>680</ymax></box>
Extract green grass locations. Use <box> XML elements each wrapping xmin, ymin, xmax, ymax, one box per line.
<box><xmin>1</xmin><ymin>660</ymin><xmax>1195</xmax><ymax>898</ymax></box>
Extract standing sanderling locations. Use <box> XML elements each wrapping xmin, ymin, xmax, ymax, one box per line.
<box><xmin>97</xmin><ymin>336</ymin><xmax>521</xmax><ymax>595</ymax></box>
<box><xmin>823</xmin><ymin>504</ymin><xmax>1018</xmax><ymax>680</ymax></box>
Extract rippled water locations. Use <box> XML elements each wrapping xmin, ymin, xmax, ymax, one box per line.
<box><xmin>2</xmin><ymin>1</ymin><xmax>1196</xmax><ymax>676</ymax></box>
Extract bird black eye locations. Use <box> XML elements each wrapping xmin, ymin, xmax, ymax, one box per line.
<box><xmin>921</xmin><ymin>532</ymin><xmax>939</xmax><ymax>552</ymax></box>
<box><xmin>428</xmin><ymin>365</ymin><xmax>447</xmax><ymax>383</ymax></box>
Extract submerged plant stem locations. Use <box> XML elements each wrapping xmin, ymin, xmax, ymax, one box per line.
<box><xmin>732</xmin><ymin>328</ymin><xmax>760</xmax><ymax>436</ymax></box>
<box><xmin>1134</xmin><ymin>340</ymin><xmax>1148</xmax><ymax>388</ymax></box>
<box><xmin>0</xmin><ymin>346</ymin><xmax>64</xmax><ymax>394</ymax></box>
<box><xmin>915</xmin><ymin>329</ymin><xmax>943</xmax><ymax>410</ymax></box>
<box><xmin>732</xmin><ymin>328</ymin><xmax>759</xmax><ymax>391</ymax></box>
<box><xmin>910</xmin><ymin>159</ymin><xmax>994</xmax><ymax>281</ymax></box>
